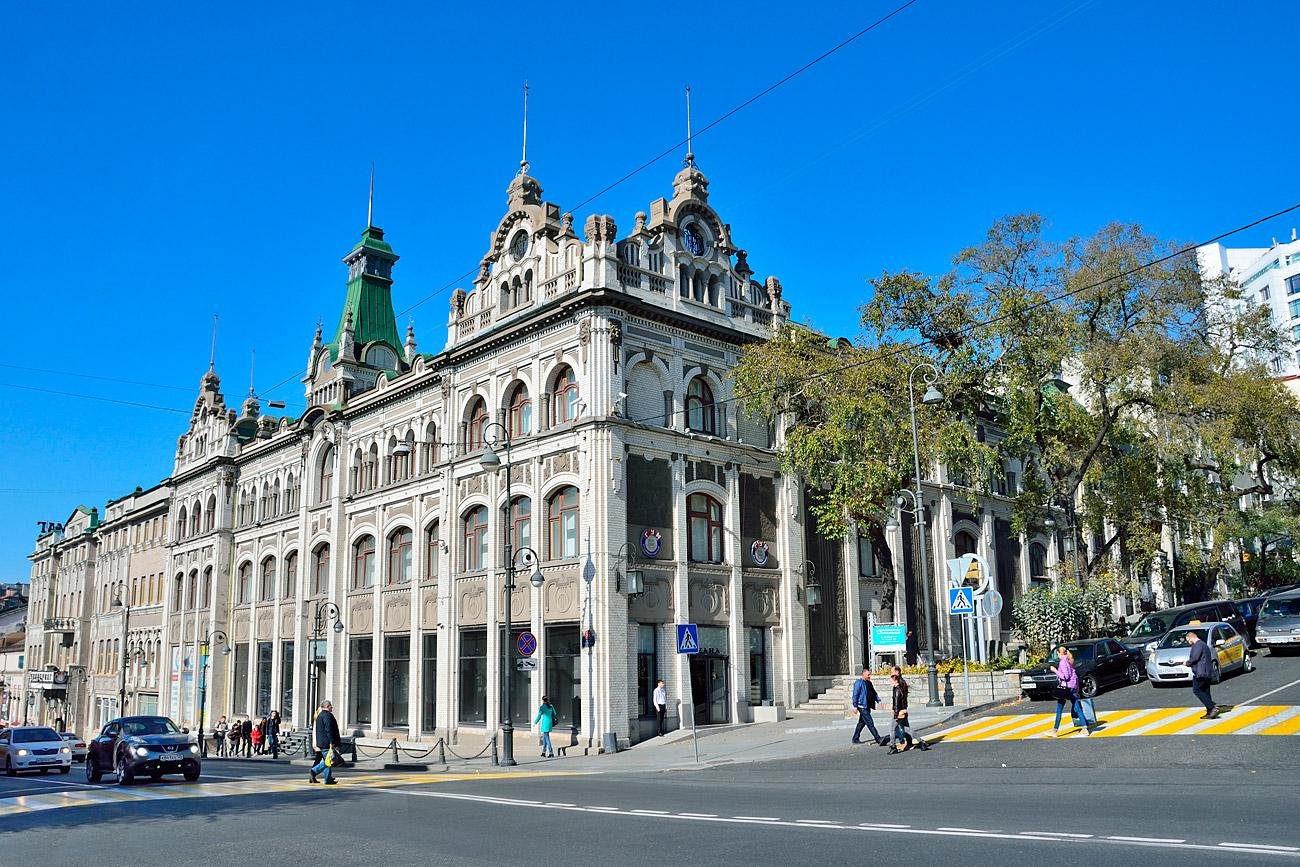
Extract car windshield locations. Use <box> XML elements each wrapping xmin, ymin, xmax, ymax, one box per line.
<box><xmin>14</xmin><ymin>728</ymin><xmax>61</xmax><ymax>743</ymax></box>
<box><xmin>1131</xmin><ymin>615</ymin><xmax>1169</xmax><ymax>637</ymax></box>
<box><xmin>1158</xmin><ymin>628</ymin><xmax>1208</xmax><ymax>649</ymax></box>
<box><xmin>121</xmin><ymin>718</ymin><xmax>181</xmax><ymax>736</ymax></box>
<box><xmin>1047</xmin><ymin>645</ymin><xmax>1095</xmax><ymax>664</ymax></box>
<box><xmin>1261</xmin><ymin>598</ymin><xmax>1300</xmax><ymax>618</ymax></box>
<box><xmin>59</xmin><ymin>733</ymin><xmax>78</xmax><ymax>740</ymax></box>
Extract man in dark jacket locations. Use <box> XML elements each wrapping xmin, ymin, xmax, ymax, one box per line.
<box><xmin>850</xmin><ymin>669</ymin><xmax>885</xmax><ymax>745</ymax></box>
<box><xmin>1186</xmin><ymin>630</ymin><xmax>1220</xmax><ymax>719</ymax></box>
<box><xmin>240</xmin><ymin>717</ymin><xmax>253</xmax><ymax>757</ymax></box>
<box><xmin>310</xmin><ymin>700</ymin><xmax>342</xmax><ymax>785</ymax></box>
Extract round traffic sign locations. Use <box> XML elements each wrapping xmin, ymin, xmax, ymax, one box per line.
<box><xmin>981</xmin><ymin>590</ymin><xmax>1004</xmax><ymax>618</ymax></box>
<box><xmin>517</xmin><ymin>632</ymin><xmax>537</xmax><ymax>657</ymax></box>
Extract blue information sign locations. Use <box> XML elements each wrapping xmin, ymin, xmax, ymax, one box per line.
<box><xmin>871</xmin><ymin>623</ymin><xmax>907</xmax><ymax>652</ymax></box>
<box><xmin>676</xmin><ymin>623</ymin><xmax>700</xmax><ymax>654</ymax></box>
<box><xmin>948</xmin><ymin>586</ymin><xmax>975</xmax><ymax>615</ymax></box>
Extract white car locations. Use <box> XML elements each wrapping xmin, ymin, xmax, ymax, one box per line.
<box><xmin>60</xmin><ymin>732</ymin><xmax>88</xmax><ymax>762</ymax></box>
<box><xmin>0</xmin><ymin>726</ymin><xmax>74</xmax><ymax>775</ymax></box>
<box><xmin>1146</xmin><ymin>622</ymin><xmax>1253</xmax><ymax>685</ymax></box>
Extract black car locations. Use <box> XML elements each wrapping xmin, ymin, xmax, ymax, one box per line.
<box><xmin>1120</xmin><ymin>600</ymin><xmax>1249</xmax><ymax>655</ymax></box>
<box><xmin>1019</xmin><ymin>638</ymin><xmax>1144</xmax><ymax>700</ymax></box>
<box><xmin>1235</xmin><ymin>597</ymin><xmax>1266</xmax><ymax>646</ymax></box>
<box><xmin>86</xmin><ymin>716</ymin><xmax>201</xmax><ymax>785</ymax></box>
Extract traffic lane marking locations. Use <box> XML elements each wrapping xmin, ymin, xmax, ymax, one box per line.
<box><xmin>366</xmin><ymin>788</ymin><xmax>1300</xmax><ymax>858</ymax></box>
<box><xmin>1239</xmin><ymin>677</ymin><xmax>1300</xmax><ymax>707</ymax></box>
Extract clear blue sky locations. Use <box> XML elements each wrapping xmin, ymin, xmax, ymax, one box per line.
<box><xmin>3</xmin><ymin>0</ymin><xmax>1298</xmax><ymax>577</ymax></box>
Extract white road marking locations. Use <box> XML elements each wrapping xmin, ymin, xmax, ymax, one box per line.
<box><xmin>1239</xmin><ymin>706</ymin><xmax>1300</xmax><ymax>735</ymax></box>
<box><xmin>586</xmin><ymin>806</ymin><xmax>620</xmax><ymax>811</ymax></box>
<box><xmin>796</xmin><ymin>819</ymin><xmax>840</xmax><ymax>824</ymax></box>
<box><xmin>939</xmin><ymin>827</ymin><xmax>1000</xmax><ymax>834</ymax></box>
<box><xmin>1220</xmin><ymin>843</ymin><xmax>1300</xmax><ymax>852</ymax></box>
<box><xmin>678</xmin><ymin>812</ymin><xmax>717</xmax><ymax>818</ymax></box>
<box><xmin>631</xmin><ymin>809</ymin><xmax>671</xmax><ymax>815</ymax></box>
<box><xmin>734</xmin><ymin>816</ymin><xmax>782</xmax><ymax>821</ymax></box>
<box><xmin>546</xmin><ymin>802</ymin><xmax>576</xmax><ymax>807</ymax></box>
<box><xmin>859</xmin><ymin>823</ymin><xmax>910</xmax><ymax>829</ymax></box>
<box><xmin>1031</xmin><ymin>832</ymin><xmax>1093</xmax><ymax>838</ymax></box>
<box><xmin>1239</xmin><ymin>677</ymin><xmax>1300</xmax><ymax>706</ymax></box>
<box><xmin>367</xmin><ymin>788</ymin><xmax>1300</xmax><ymax>857</ymax></box>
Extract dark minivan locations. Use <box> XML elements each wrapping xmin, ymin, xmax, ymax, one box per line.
<box><xmin>1120</xmin><ymin>600</ymin><xmax>1249</xmax><ymax>654</ymax></box>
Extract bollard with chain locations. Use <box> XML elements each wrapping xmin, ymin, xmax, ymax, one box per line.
<box><xmin>437</xmin><ymin>739</ymin><xmax>446</xmax><ymax>765</ymax></box>
<box><xmin>491</xmin><ymin>733</ymin><xmax>499</xmax><ymax>766</ymax></box>
<box><xmin>391</xmin><ymin>738</ymin><xmax>399</xmax><ymax>764</ymax></box>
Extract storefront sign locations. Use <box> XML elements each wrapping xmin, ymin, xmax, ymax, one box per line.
<box><xmin>870</xmin><ymin>623</ymin><xmax>908</xmax><ymax>653</ymax></box>
<box><xmin>750</xmin><ymin>540</ymin><xmax>770</xmax><ymax>567</ymax></box>
<box><xmin>28</xmin><ymin>670</ymin><xmax>68</xmax><ymax>690</ymax></box>
<box><xmin>640</xmin><ymin>528</ymin><xmax>663</xmax><ymax>558</ymax></box>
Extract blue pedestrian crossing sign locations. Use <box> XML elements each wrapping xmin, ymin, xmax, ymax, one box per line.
<box><xmin>676</xmin><ymin>623</ymin><xmax>700</xmax><ymax>654</ymax></box>
<box><xmin>948</xmin><ymin>586</ymin><xmax>975</xmax><ymax>615</ymax></box>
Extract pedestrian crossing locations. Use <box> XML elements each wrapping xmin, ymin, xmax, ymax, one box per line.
<box><xmin>0</xmin><ymin>770</ymin><xmax>574</xmax><ymax>820</ymax></box>
<box><xmin>929</xmin><ymin>705</ymin><xmax>1300</xmax><ymax>743</ymax></box>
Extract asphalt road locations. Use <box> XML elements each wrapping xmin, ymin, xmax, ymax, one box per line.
<box><xmin>0</xmin><ymin>653</ymin><xmax>1294</xmax><ymax>866</ymax></box>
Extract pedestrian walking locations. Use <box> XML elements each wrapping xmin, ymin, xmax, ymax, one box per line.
<box><xmin>309</xmin><ymin>700</ymin><xmax>342</xmax><ymax>785</ymax></box>
<box><xmin>887</xmin><ymin>669</ymin><xmax>929</xmax><ymax>754</ymax></box>
<box><xmin>1050</xmin><ymin>645</ymin><xmax>1090</xmax><ymax>736</ymax></box>
<box><xmin>214</xmin><ymin>715</ymin><xmax>229</xmax><ymax>758</ymax></box>
<box><xmin>266</xmin><ymin>711</ymin><xmax>281</xmax><ymax>759</ymax></box>
<box><xmin>1186</xmin><ymin>629</ymin><xmax>1221</xmax><ymax>719</ymax></box>
<box><xmin>241</xmin><ymin>717</ymin><xmax>253</xmax><ymax>757</ymax></box>
<box><xmin>850</xmin><ymin>668</ymin><xmax>885</xmax><ymax>746</ymax></box>
<box><xmin>534</xmin><ymin>696</ymin><xmax>558</xmax><ymax>758</ymax></box>
<box><xmin>250</xmin><ymin>720</ymin><xmax>264</xmax><ymax>755</ymax></box>
<box><xmin>652</xmin><ymin>680</ymin><xmax>667</xmax><ymax>736</ymax></box>
<box><xmin>229</xmin><ymin>718</ymin><xmax>242</xmax><ymax>757</ymax></box>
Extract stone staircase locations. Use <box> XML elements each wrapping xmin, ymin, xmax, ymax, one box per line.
<box><xmin>795</xmin><ymin>676</ymin><xmax>856</xmax><ymax>714</ymax></box>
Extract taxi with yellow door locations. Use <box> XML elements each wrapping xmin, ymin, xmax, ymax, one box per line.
<box><xmin>1145</xmin><ymin>621</ymin><xmax>1254</xmax><ymax>686</ymax></box>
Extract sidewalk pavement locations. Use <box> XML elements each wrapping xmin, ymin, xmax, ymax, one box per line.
<box><xmin>321</xmin><ymin>699</ymin><xmax>1012</xmax><ymax>776</ymax></box>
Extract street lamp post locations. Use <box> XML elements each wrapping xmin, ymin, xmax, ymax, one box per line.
<box><xmin>479</xmin><ymin>421</ymin><xmax>546</xmax><ymax>767</ymax></box>
<box><xmin>308</xmin><ymin>602</ymin><xmax>344</xmax><ymax>722</ymax></box>
<box><xmin>196</xmin><ymin>630</ymin><xmax>229</xmax><ymax>757</ymax></box>
<box><xmin>111</xmin><ymin>583</ymin><xmax>146</xmax><ymax>715</ymax></box>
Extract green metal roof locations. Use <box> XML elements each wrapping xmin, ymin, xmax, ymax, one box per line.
<box><xmin>334</xmin><ymin>226</ymin><xmax>401</xmax><ymax>353</ymax></box>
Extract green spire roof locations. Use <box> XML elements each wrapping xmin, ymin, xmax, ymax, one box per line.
<box><xmin>335</xmin><ymin>225</ymin><xmax>401</xmax><ymax>353</ymax></box>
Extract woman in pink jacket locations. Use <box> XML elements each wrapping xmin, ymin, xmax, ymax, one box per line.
<box><xmin>1050</xmin><ymin>645</ymin><xmax>1090</xmax><ymax>736</ymax></box>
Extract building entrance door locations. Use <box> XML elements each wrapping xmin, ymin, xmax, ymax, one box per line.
<box><xmin>689</xmin><ymin>656</ymin><xmax>729</xmax><ymax>725</ymax></box>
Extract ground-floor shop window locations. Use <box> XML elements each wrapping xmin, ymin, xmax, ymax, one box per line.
<box><xmin>348</xmin><ymin>637</ymin><xmax>373</xmax><ymax>726</ymax></box>
<box><xmin>545</xmin><ymin>624</ymin><xmax>580</xmax><ymax>728</ymax></box>
<box><xmin>256</xmin><ymin>641</ymin><xmax>273</xmax><ymax>716</ymax></box>
<box><xmin>506</xmin><ymin>627</ymin><xmax>532</xmax><ymax>725</ymax></box>
<box><xmin>280</xmin><ymin>641</ymin><xmax>295</xmax><ymax>718</ymax></box>
<box><xmin>459</xmin><ymin>629</ymin><xmax>487</xmax><ymax>724</ymax></box>
<box><xmin>421</xmin><ymin>633</ymin><xmax>437</xmax><ymax>732</ymax></box>
<box><xmin>233</xmin><ymin>644</ymin><xmax>249</xmax><ymax>714</ymax></box>
<box><xmin>384</xmin><ymin>635</ymin><xmax>410</xmax><ymax>728</ymax></box>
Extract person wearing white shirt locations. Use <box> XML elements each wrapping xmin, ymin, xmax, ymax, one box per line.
<box><xmin>653</xmin><ymin>680</ymin><xmax>668</xmax><ymax>736</ymax></box>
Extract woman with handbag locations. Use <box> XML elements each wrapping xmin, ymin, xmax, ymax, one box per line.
<box><xmin>534</xmin><ymin>696</ymin><xmax>558</xmax><ymax>759</ymax></box>
<box><xmin>887</xmin><ymin>669</ymin><xmax>930</xmax><ymax>754</ymax></box>
<box><xmin>1050</xmin><ymin>645</ymin><xmax>1090</xmax><ymax>736</ymax></box>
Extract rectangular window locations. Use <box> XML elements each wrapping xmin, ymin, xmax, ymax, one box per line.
<box><xmin>749</xmin><ymin>627</ymin><xmax>770</xmax><ymax>705</ymax></box>
<box><xmin>506</xmin><ymin>627</ymin><xmax>531</xmax><ymax>726</ymax></box>
<box><xmin>458</xmin><ymin>629</ymin><xmax>487</xmax><ymax>724</ymax></box>
<box><xmin>383</xmin><ymin>635</ymin><xmax>410</xmax><ymax>729</ymax></box>
<box><xmin>348</xmin><ymin>637</ymin><xmax>373</xmax><ymax>726</ymax></box>
<box><xmin>280</xmin><ymin>641</ymin><xmax>295</xmax><ymax>720</ymax></box>
<box><xmin>255</xmin><ymin>641</ymin><xmax>273</xmax><ymax>717</ymax></box>
<box><xmin>857</xmin><ymin>534</ymin><xmax>876</xmax><ymax>577</ymax></box>
<box><xmin>1289</xmin><ymin>298</ymin><xmax>1300</xmax><ymax>319</ymax></box>
<box><xmin>232</xmin><ymin>644</ymin><xmax>249</xmax><ymax>714</ymax></box>
<box><xmin>1288</xmin><ymin>273</ymin><xmax>1300</xmax><ymax>296</ymax></box>
<box><xmin>636</xmin><ymin>624</ymin><xmax>658</xmax><ymax>717</ymax></box>
<box><xmin>421</xmin><ymin>633</ymin><xmax>437</xmax><ymax>733</ymax></box>
<box><xmin>545</xmin><ymin>624</ymin><xmax>581</xmax><ymax>729</ymax></box>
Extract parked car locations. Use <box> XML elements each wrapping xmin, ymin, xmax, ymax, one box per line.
<box><xmin>0</xmin><ymin>726</ymin><xmax>72</xmax><ymax>775</ymax></box>
<box><xmin>1120</xmin><ymin>600</ymin><xmax>1249</xmax><ymax>655</ymax></box>
<box><xmin>1235</xmin><ymin>597</ymin><xmax>1267</xmax><ymax>646</ymax></box>
<box><xmin>1255</xmin><ymin>590</ymin><xmax>1300</xmax><ymax>654</ymax></box>
<box><xmin>1262</xmin><ymin>582</ymin><xmax>1300</xmax><ymax>598</ymax></box>
<box><xmin>1019</xmin><ymin>638</ymin><xmax>1144</xmax><ymax>700</ymax></box>
<box><xmin>59</xmin><ymin>732</ymin><xmax>88</xmax><ymax>762</ymax></box>
<box><xmin>1146</xmin><ymin>622</ymin><xmax>1253</xmax><ymax>685</ymax></box>
<box><xmin>86</xmin><ymin>715</ymin><xmax>201</xmax><ymax>785</ymax></box>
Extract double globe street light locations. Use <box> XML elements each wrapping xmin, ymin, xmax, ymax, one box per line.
<box><xmin>479</xmin><ymin>421</ymin><xmax>546</xmax><ymax>767</ymax></box>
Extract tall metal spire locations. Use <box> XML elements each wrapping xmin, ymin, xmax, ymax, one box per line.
<box><xmin>248</xmin><ymin>348</ymin><xmax>256</xmax><ymax>397</ymax></box>
<box><xmin>520</xmin><ymin>81</ymin><xmax>530</xmax><ymax>175</ymax></box>
<box><xmin>208</xmin><ymin>314</ymin><xmax>218</xmax><ymax>373</ymax></box>
<box><xmin>367</xmin><ymin>162</ymin><xmax>375</xmax><ymax>228</ymax></box>
<box><xmin>684</xmin><ymin>85</ymin><xmax>696</xmax><ymax>168</ymax></box>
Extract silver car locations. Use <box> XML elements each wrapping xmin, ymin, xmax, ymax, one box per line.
<box><xmin>1145</xmin><ymin>622</ymin><xmax>1253</xmax><ymax>686</ymax></box>
<box><xmin>1255</xmin><ymin>591</ymin><xmax>1300</xmax><ymax>654</ymax></box>
<box><xmin>0</xmin><ymin>726</ymin><xmax>73</xmax><ymax>775</ymax></box>
<box><xmin>60</xmin><ymin>732</ymin><xmax>88</xmax><ymax>762</ymax></box>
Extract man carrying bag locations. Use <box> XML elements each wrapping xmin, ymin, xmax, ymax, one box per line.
<box><xmin>309</xmin><ymin>700</ymin><xmax>342</xmax><ymax>786</ymax></box>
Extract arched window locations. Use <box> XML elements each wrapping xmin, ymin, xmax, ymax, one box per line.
<box><xmin>190</xmin><ymin>503</ymin><xmax>202</xmax><ymax>536</ymax></box>
<box><xmin>237</xmin><ymin>563</ymin><xmax>251</xmax><ymax>604</ymax></box>
<box><xmin>1029</xmin><ymin>542</ymin><xmax>1048</xmax><ymax>581</ymax></box>
<box><xmin>552</xmin><ymin>367</ymin><xmax>579</xmax><ymax>425</ymax></box>
<box><xmin>367</xmin><ymin>443</ymin><xmax>380</xmax><ymax>489</ymax></box>
<box><xmin>510</xmin><ymin>497</ymin><xmax>532</xmax><ymax>552</ymax></box>
<box><xmin>260</xmin><ymin>557</ymin><xmax>276</xmax><ymax>602</ymax></box>
<box><xmin>351</xmin><ymin>448</ymin><xmax>365</xmax><ymax>494</ymax></box>
<box><xmin>352</xmin><ymin>535</ymin><xmax>376</xmax><ymax>589</ymax></box>
<box><xmin>687</xmin><ymin>493</ymin><xmax>724</xmax><ymax>563</ymax></box>
<box><xmin>205</xmin><ymin>494</ymin><xmax>216</xmax><ymax>531</ymax></box>
<box><xmin>547</xmin><ymin>486</ymin><xmax>579</xmax><ymax>560</ymax></box>
<box><xmin>686</xmin><ymin>376</ymin><xmax>716</xmax><ymax>435</ymax></box>
<box><xmin>286</xmin><ymin>472</ymin><xmax>298</xmax><ymax>511</ymax></box>
<box><xmin>173</xmin><ymin>573</ymin><xmax>184</xmax><ymax>609</ymax></box>
<box><xmin>272</xmin><ymin>478</ymin><xmax>282</xmax><ymax>516</ymax></box>
<box><xmin>187</xmin><ymin>570</ymin><xmax>197</xmax><ymax>610</ymax></box>
<box><xmin>424</xmin><ymin>522</ymin><xmax>440</xmax><ymax>581</ymax></box>
<box><xmin>317</xmin><ymin>444</ymin><xmax>335</xmax><ymax>503</ymax></box>
<box><xmin>463</xmin><ymin>507</ymin><xmax>489</xmax><ymax>571</ymax></box>
<box><xmin>954</xmin><ymin>530</ymin><xmax>978</xmax><ymax>557</ymax></box>
<box><xmin>466</xmin><ymin>399</ymin><xmax>489</xmax><ymax>451</ymax></box>
<box><xmin>177</xmin><ymin>506</ymin><xmax>188</xmax><ymax>540</ymax></box>
<box><xmin>387</xmin><ymin>528</ymin><xmax>413</xmax><ymax>585</ymax></box>
<box><xmin>420</xmin><ymin>423</ymin><xmax>439</xmax><ymax>474</ymax></box>
<box><xmin>284</xmin><ymin>551</ymin><xmax>298</xmax><ymax>599</ymax></box>
<box><xmin>312</xmin><ymin>544</ymin><xmax>331</xmax><ymax>595</ymax></box>
<box><xmin>202</xmin><ymin>566</ymin><xmax>212</xmax><ymax>609</ymax></box>
<box><xmin>508</xmin><ymin>384</ymin><xmax>532</xmax><ymax>438</ymax></box>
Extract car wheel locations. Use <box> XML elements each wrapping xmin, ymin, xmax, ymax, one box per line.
<box><xmin>115</xmin><ymin>753</ymin><xmax>134</xmax><ymax>786</ymax></box>
<box><xmin>1211</xmin><ymin>661</ymin><xmax>1222</xmax><ymax>685</ymax></box>
<box><xmin>86</xmin><ymin>758</ymin><xmax>102</xmax><ymax>784</ymax></box>
<box><xmin>183</xmin><ymin>768</ymin><xmax>200</xmax><ymax>782</ymax></box>
<box><xmin>59</xmin><ymin>766</ymin><xmax>70</xmax><ymax>775</ymax></box>
<box><xmin>1126</xmin><ymin>662</ymin><xmax>1142</xmax><ymax>684</ymax></box>
<box><xmin>4</xmin><ymin>758</ymin><xmax>14</xmax><ymax>777</ymax></box>
<box><xmin>150</xmin><ymin>772</ymin><xmax>162</xmax><ymax>781</ymax></box>
<box><xmin>1080</xmin><ymin>675</ymin><xmax>1099</xmax><ymax>699</ymax></box>
<box><xmin>38</xmin><ymin>768</ymin><xmax>48</xmax><ymax>774</ymax></box>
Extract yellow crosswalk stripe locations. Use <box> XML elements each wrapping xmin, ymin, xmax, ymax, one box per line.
<box><xmin>1194</xmin><ymin>705</ymin><xmax>1285</xmax><ymax>735</ymax></box>
<box><xmin>1109</xmin><ymin>707</ymin><xmax>1205</xmax><ymax>738</ymax></box>
<box><xmin>987</xmin><ymin>715</ymin><xmax>1060</xmax><ymax>740</ymax></box>
<box><xmin>932</xmin><ymin>705</ymin><xmax>1300</xmax><ymax>743</ymax></box>
<box><xmin>1259</xmin><ymin>710</ymin><xmax>1300</xmax><ymax>736</ymax></box>
<box><xmin>1084</xmin><ymin>708</ymin><xmax>1179</xmax><ymax>737</ymax></box>
<box><xmin>944</xmin><ymin>715</ymin><xmax>1052</xmax><ymax>741</ymax></box>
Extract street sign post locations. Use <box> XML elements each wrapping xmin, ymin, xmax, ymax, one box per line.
<box><xmin>517</xmin><ymin>632</ymin><xmax>537</xmax><ymax>657</ymax></box>
<box><xmin>948</xmin><ymin>587</ymin><xmax>974</xmax><ymax>615</ymax></box>
<box><xmin>982</xmin><ymin>590</ymin><xmax>1004</xmax><ymax>619</ymax></box>
<box><xmin>676</xmin><ymin>623</ymin><xmax>701</xmax><ymax>761</ymax></box>
<box><xmin>516</xmin><ymin>658</ymin><xmax>538</xmax><ymax>672</ymax></box>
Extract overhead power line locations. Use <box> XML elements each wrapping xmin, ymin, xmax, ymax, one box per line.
<box><xmin>0</xmin><ymin>382</ymin><xmax>190</xmax><ymax>415</ymax></box>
